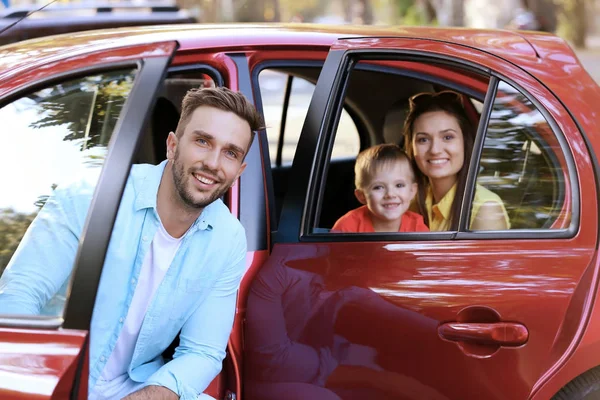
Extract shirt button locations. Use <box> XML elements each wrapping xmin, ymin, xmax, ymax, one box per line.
<box><xmin>119</xmin><ymin>317</ymin><xmax>124</xmax><ymax>323</ymax></box>
<box><xmin>100</xmin><ymin>356</ymin><xmax>106</xmax><ymax>362</ymax></box>
<box><xmin>131</xmin><ymin>278</ymin><xmax>136</xmax><ymax>285</ymax></box>
<box><xmin>142</xmin><ymin>236</ymin><xmax>149</xmax><ymax>242</ymax></box>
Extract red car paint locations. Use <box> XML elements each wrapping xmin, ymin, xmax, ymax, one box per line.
<box><xmin>0</xmin><ymin>24</ymin><xmax>598</xmax><ymax>400</ymax></box>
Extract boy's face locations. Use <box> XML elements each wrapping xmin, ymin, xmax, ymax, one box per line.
<box><xmin>355</xmin><ymin>159</ymin><xmax>418</xmax><ymax>226</ymax></box>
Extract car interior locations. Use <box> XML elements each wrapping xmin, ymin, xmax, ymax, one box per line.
<box><xmin>259</xmin><ymin>64</ymin><xmax>566</xmax><ymax>232</ymax></box>
<box><xmin>137</xmin><ymin>60</ymin><xmax>568</xmax><ymax>236</ymax></box>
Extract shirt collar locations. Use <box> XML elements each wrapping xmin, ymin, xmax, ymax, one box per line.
<box><xmin>426</xmin><ymin>184</ymin><xmax>457</xmax><ymax>222</ymax></box>
<box><xmin>134</xmin><ymin>160</ymin><xmax>215</xmax><ymax>232</ymax></box>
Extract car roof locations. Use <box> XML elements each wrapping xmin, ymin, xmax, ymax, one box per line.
<box><xmin>0</xmin><ymin>23</ymin><xmax>577</xmax><ymax>82</ymax></box>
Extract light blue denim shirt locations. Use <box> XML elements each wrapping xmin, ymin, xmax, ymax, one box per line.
<box><xmin>0</xmin><ymin>160</ymin><xmax>247</xmax><ymax>399</ymax></box>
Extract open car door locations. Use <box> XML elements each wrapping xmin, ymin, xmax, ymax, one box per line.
<box><xmin>0</xmin><ymin>41</ymin><xmax>177</xmax><ymax>399</ymax></box>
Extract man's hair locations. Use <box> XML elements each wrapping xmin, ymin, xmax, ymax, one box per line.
<box><xmin>354</xmin><ymin>144</ymin><xmax>414</xmax><ymax>189</ymax></box>
<box><xmin>175</xmin><ymin>87</ymin><xmax>264</xmax><ymax>148</ymax></box>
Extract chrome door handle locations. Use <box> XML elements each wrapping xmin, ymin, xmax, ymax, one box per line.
<box><xmin>438</xmin><ymin>322</ymin><xmax>528</xmax><ymax>346</ymax></box>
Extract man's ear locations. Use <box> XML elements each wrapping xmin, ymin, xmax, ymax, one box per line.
<box><xmin>166</xmin><ymin>131</ymin><xmax>178</xmax><ymax>160</ymax></box>
<box><xmin>234</xmin><ymin>162</ymin><xmax>247</xmax><ymax>182</ymax></box>
<box><xmin>354</xmin><ymin>189</ymin><xmax>367</xmax><ymax>205</ymax></box>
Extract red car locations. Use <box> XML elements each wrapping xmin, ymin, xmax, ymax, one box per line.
<box><xmin>0</xmin><ymin>24</ymin><xmax>598</xmax><ymax>400</ymax></box>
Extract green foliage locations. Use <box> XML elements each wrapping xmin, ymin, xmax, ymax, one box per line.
<box><xmin>0</xmin><ymin>209</ymin><xmax>37</xmax><ymax>276</ymax></box>
<box><xmin>29</xmin><ymin>74</ymin><xmax>134</xmax><ymax>151</ymax></box>
<box><xmin>392</xmin><ymin>0</ymin><xmax>434</xmax><ymax>26</ymax></box>
<box><xmin>554</xmin><ymin>0</ymin><xmax>587</xmax><ymax>48</ymax></box>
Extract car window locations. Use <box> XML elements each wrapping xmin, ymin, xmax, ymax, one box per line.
<box><xmin>308</xmin><ymin>58</ymin><xmax>479</xmax><ymax>232</ymax></box>
<box><xmin>0</xmin><ymin>68</ymin><xmax>137</xmax><ymax>318</ymax></box>
<box><xmin>472</xmin><ymin>80</ymin><xmax>571</xmax><ymax>230</ymax></box>
<box><xmin>258</xmin><ymin>69</ymin><xmax>360</xmax><ymax>167</ymax></box>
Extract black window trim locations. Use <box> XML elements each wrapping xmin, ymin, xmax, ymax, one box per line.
<box><xmin>228</xmin><ymin>53</ymin><xmax>269</xmax><ymax>252</ymax></box>
<box><xmin>251</xmin><ymin>59</ymin><xmax>367</xmax><ymax>234</ymax></box>
<box><xmin>275</xmin><ymin>48</ymin><xmax>579</xmax><ymax>244</ymax></box>
<box><xmin>63</xmin><ymin>54</ymin><xmax>176</xmax><ymax>330</ymax></box>
<box><xmin>458</xmin><ymin>76</ymin><xmax>500</xmax><ymax>232</ymax></box>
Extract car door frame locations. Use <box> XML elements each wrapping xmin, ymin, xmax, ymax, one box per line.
<box><xmin>273</xmin><ymin>37</ymin><xmax>598</xmax><ymax>399</ymax></box>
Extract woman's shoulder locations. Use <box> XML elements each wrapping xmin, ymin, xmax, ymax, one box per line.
<box><xmin>474</xmin><ymin>184</ymin><xmax>504</xmax><ymax>205</ymax></box>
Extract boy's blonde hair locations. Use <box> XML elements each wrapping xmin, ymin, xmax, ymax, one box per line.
<box><xmin>354</xmin><ymin>144</ymin><xmax>414</xmax><ymax>189</ymax></box>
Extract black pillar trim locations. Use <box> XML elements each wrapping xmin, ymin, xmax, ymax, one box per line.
<box><xmin>63</xmin><ymin>54</ymin><xmax>175</xmax><ymax>330</ymax></box>
<box><xmin>227</xmin><ymin>53</ymin><xmax>268</xmax><ymax>252</ymax></box>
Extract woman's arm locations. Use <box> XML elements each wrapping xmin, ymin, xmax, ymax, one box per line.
<box><xmin>470</xmin><ymin>201</ymin><xmax>509</xmax><ymax>231</ymax></box>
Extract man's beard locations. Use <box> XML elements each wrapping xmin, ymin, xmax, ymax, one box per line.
<box><xmin>172</xmin><ymin>153</ymin><xmax>231</xmax><ymax>209</ymax></box>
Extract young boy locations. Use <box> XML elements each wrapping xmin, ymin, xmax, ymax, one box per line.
<box><xmin>332</xmin><ymin>144</ymin><xmax>429</xmax><ymax>233</ymax></box>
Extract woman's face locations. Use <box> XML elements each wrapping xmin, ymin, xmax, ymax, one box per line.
<box><xmin>411</xmin><ymin>110</ymin><xmax>465</xmax><ymax>185</ymax></box>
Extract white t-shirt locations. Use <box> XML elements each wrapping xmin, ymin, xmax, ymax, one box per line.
<box><xmin>100</xmin><ymin>222</ymin><xmax>183</xmax><ymax>381</ymax></box>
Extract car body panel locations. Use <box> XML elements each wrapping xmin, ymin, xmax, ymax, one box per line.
<box><xmin>264</xmin><ymin>37</ymin><xmax>597</xmax><ymax>399</ymax></box>
<box><xmin>0</xmin><ymin>329</ymin><xmax>87</xmax><ymax>399</ymax></box>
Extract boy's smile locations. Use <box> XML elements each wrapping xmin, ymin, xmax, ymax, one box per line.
<box><xmin>355</xmin><ymin>159</ymin><xmax>418</xmax><ymax>232</ymax></box>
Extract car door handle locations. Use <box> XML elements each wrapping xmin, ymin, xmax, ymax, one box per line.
<box><xmin>438</xmin><ymin>322</ymin><xmax>528</xmax><ymax>347</ymax></box>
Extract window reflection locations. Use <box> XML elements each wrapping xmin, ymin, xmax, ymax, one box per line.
<box><xmin>474</xmin><ymin>81</ymin><xmax>568</xmax><ymax>230</ymax></box>
<box><xmin>0</xmin><ymin>69</ymin><xmax>137</xmax><ymax>317</ymax></box>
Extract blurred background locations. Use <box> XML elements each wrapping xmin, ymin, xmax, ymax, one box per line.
<box><xmin>0</xmin><ymin>0</ymin><xmax>596</xmax><ymax>49</ymax></box>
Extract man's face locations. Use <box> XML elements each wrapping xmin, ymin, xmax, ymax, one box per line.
<box><xmin>167</xmin><ymin>106</ymin><xmax>252</xmax><ymax>210</ymax></box>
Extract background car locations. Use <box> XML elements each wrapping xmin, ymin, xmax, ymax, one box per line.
<box><xmin>0</xmin><ymin>24</ymin><xmax>598</xmax><ymax>400</ymax></box>
<box><xmin>0</xmin><ymin>3</ymin><xmax>196</xmax><ymax>45</ymax></box>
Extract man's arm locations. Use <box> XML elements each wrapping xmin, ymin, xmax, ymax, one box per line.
<box><xmin>143</xmin><ymin>227</ymin><xmax>247</xmax><ymax>400</ymax></box>
<box><xmin>0</xmin><ymin>181</ymin><xmax>90</xmax><ymax>315</ymax></box>
<box><xmin>122</xmin><ymin>385</ymin><xmax>178</xmax><ymax>400</ymax></box>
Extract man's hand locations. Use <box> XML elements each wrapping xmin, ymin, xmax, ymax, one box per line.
<box><xmin>122</xmin><ymin>385</ymin><xmax>178</xmax><ymax>400</ymax></box>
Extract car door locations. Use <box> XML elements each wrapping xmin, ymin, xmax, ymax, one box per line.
<box><xmin>244</xmin><ymin>38</ymin><xmax>597</xmax><ymax>400</ymax></box>
<box><xmin>0</xmin><ymin>41</ymin><xmax>177</xmax><ymax>399</ymax></box>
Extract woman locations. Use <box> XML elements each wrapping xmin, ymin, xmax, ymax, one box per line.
<box><xmin>404</xmin><ymin>90</ymin><xmax>510</xmax><ymax>231</ymax></box>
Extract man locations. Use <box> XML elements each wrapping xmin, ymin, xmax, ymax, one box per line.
<box><xmin>0</xmin><ymin>87</ymin><xmax>263</xmax><ymax>399</ymax></box>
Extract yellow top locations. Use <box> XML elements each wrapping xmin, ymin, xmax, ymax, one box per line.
<box><xmin>422</xmin><ymin>184</ymin><xmax>510</xmax><ymax>231</ymax></box>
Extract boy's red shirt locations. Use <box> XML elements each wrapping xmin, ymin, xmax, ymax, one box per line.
<box><xmin>332</xmin><ymin>205</ymin><xmax>429</xmax><ymax>233</ymax></box>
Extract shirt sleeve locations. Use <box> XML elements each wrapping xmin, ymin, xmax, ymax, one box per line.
<box><xmin>0</xmin><ymin>180</ymin><xmax>92</xmax><ymax>315</ymax></box>
<box><xmin>143</xmin><ymin>224</ymin><xmax>247</xmax><ymax>400</ymax></box>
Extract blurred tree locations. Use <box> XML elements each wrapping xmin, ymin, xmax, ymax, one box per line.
<box><xmin>522</xmin><ymin>0</ymin><xmax>557</xmax><ymax>32</ymax></box>
<box><xmin>0</xmin><ymin>209</ymin><xmax>37</xmax><ymax>275</ymax></box>
<box><xmin>277</xmin><ymin>0</ymin><xmax>326</xmax><ymax>22</ymax></box>
<box><xmin>30</xmin><ymin>74</ymin><xmax>134</xmax><ymax>151</ymax></box>
<box><xmin>418</xmin><ymin>0</ymin><xmax>437</xmax><ymax>22</ymax></box>
<box><xmin>233</xmin><ymin>0</ymin><xmax>264</xmax><ymax>22</ymax></box>
<box><xmin>340</xmin><ymin>0</ymin><xmax>374</xmax><ymax>24</ymax></box>
<box><xmin>393</xmin><ymin>0</ymin><xmax>436</xmax><ymax>24</ymax></box>
<box><xmin>234</xmin><ymin>0</ymin><xmax>283</xmax><ymax>22</ymax></box>
<box><xmin>429</xmin><ymin>0</ymin><xmax>463</xmax><ymax>26</ymax></box>
<box><xmin>555</xmin><ymin>0</ymin><xmax>587</xmax><ymax>48</ymax></box>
